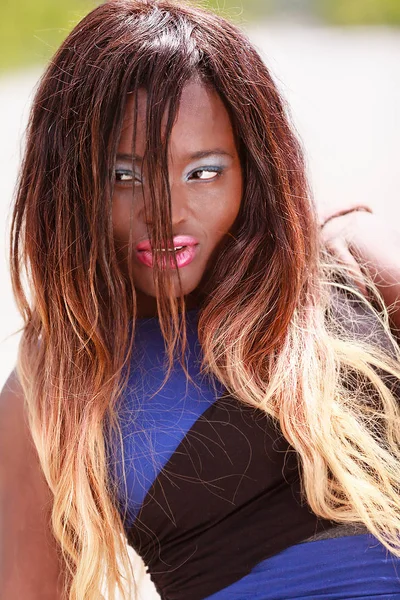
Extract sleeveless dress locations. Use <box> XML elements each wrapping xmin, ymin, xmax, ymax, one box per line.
<box><xmin>107</xmin><ymin>289</ymin><xmax>400</xmax><ymax>600</ymax></box>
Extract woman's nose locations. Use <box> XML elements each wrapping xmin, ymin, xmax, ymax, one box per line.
<box><xmin>170</xmin><ymin>183</ymin><xmax>189</xmax><ymax>226</ymax></box>
<box><xmin>142</xmin><ymin>181</ymin><xmax>189</xmax><ymax>226</ymax></box>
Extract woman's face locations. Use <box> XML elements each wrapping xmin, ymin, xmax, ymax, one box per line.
<box><xmin>112</xmin><ymin>79</ymin><xmax>243</xmax><ymax>308</ymax></box>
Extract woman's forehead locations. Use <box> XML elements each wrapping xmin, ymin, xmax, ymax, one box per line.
<box><xmin>118</xmin><ymin>81</ymin><xmax>237</xmax><ymax>159</ymax></box>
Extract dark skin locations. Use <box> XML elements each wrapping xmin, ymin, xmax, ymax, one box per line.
<box><xmin>112</xmin><ymin>80</ymin><xmax>243</xmax><ymax>318</ymax></box>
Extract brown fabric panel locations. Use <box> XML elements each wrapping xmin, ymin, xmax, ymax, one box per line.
<box><xmin>127</xmin><ymin>396</ymin><xmax>336</xmax><ymax>600</ymax></box>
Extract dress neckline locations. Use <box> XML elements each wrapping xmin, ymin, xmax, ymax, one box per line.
<box><xmin>135</xmin><ymin>308</ymin><xmax>199</xmax><ymax>324</ymax></box>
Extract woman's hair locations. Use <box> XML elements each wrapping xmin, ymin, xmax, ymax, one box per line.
<box><xmin>9</xmin><ymin>1</ymin><xmax>400</xmax><ymax>598</ymax></box>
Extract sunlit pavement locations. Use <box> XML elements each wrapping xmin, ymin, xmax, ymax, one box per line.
<box><xmin>1</xmin><ymin>24</ymin><xmax>399</xmax><ymax>598</ymax></box>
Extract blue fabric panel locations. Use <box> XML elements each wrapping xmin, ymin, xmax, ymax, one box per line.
<box><xmin>205</xmin><ymin>534</ymin><xmax>400</xmax><ymax>600</ymax></box>
<box><xmin>109</xmin><ymin>310</ymin><xmax>224</xmax><ymax>528</ymax></box>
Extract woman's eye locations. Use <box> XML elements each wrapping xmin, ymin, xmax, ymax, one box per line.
<box><xmin>115</xmin><ymin>169</ymin><xmax>142</xmax><ymax>184</ymax></box>
<box><xmin>188</xmin><ymin>167</ymin><xmax>222</xmax><ymax>181</ymax></box>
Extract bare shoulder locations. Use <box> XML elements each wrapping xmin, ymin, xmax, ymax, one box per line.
<box><xmin>0</xmin><ymin>370</ymin><xmax>33</xmax><ymax>485</ymax></box>
<box><xmin>0</xmin><ymin>370</ymin><xmax>43</xmax><ymax>497</ymax></box>
<box><xmin>0</xmin><ymin>370</ymin><xmax>68</xmax><ymax>599</ymax></box>
<box><xmin>0</xmin><ymin>370</ymin><xmax>31</xmax><ymax>458</ymax></box>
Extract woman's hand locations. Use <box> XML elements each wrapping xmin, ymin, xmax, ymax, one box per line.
<box><xmin>321</xmin><ymin>210</ymin><xmax>400</xmax><ymax>332</ymax></box>
<box><xmin>321</xmin><ymin>210</ymin><xmax>369</xmax><ymax>296</ymax></box>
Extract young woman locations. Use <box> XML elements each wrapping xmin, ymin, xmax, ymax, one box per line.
<box><xmin>1</xmin><ymin>1</ymin><xmax>400</xmax><ymax>599</ymax></box>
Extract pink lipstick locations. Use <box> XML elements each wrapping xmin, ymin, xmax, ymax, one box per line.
<box><xmin>136</xmin><ymin>235</ymin><xmax>199</xmax><ymax>269</ymax></box>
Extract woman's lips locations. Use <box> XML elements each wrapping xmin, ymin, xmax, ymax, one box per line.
<box><xmin>136</xmin><ymin>236</ymin><xmax>199</xmax><ymax>269</ymax></box>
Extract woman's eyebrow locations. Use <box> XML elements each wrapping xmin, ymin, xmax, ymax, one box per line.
<box><xmin>116</xmin><ymin>149</ymin><xmax>233</xmax><ymax>162</ymax></box>
<box><xmin>116</xmin><ymin>153</ymin><xmax>142</xmax><ymax>162</ymax></box>
<box><xmin>185</xmin><ymin>149</ymin><xmax>234</xmax><ymax>160</ymax></box>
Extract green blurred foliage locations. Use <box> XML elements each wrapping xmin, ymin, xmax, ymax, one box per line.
<box><xmin>202</xmin><ymin>0</ymin><xmax>400</xmax><ymax>24</ymax></box>
<box><xmin>0</xmin><ymin>0</ymin><xmax>95</xmax><ymax>72</ymax></box>
<box><xmin>0</xmin><ymin>0</ymin><xmax>399</xmax><ymax>72</ymax></box>
<box><xmin>0</xmin><ymin>0</ymin><xmax>272</xmax><ymax>73</ymax></box>
<box><xmin>316</xmin><ymin>0</ymin><xmax>400</xmax><ymax>26</ymax></box>
<box><xmin>202</xmin><ymin>0</ymin><xmax>272</xmax><ymax>22</ymax></box>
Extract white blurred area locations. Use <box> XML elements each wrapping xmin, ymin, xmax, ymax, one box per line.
<box><xmin>1</xmin><ymin>23</ymin><xmax>400</xmax><ymax>599</ymax></box>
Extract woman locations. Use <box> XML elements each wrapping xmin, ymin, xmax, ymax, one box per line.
<box><xmin>1</xmin><ymin>1</ymin><xmax>400</xmax><ymax>599</ymax></box>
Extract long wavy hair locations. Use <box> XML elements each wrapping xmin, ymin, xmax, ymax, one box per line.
<box><xmin>9</xmin><ymin>1</ymin><xmax>400</xmax><ymax>598</ymax></box>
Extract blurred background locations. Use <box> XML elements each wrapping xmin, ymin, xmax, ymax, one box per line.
<box><xmin>0</xmin><ymin>1</ymin><xmax>399</xmax><ymax>598</ymax></box>
<box><xmin>1</xmin><ymin>0</ymin><xmax>400</xmax><ymax>395</ymax></box>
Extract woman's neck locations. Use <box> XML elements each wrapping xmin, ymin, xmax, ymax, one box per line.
<box><xmin>135</xmin><ymin>290</ymin><xmax>201</xmax><ymax>319</ymax></box>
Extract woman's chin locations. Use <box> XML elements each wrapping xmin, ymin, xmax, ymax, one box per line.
<box><xmin>132</xmin><ymin>267</ymin><xmax>204</xmax><ymax>300</ymax></box>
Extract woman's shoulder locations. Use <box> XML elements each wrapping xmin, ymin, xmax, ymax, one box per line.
<box><xmin>327</xmin><ymin>278</ymin><xmax>400</xmax><ymax>402</ymax></box>
<box><xmin>0</xmin><ymin>371</ymin><xmax>66</xmax><ymax>598</ymax></box>
<box><xmin>327</xmin><ymin>276</ymin><xmax>399</xmax><ymax>355</ymax></box>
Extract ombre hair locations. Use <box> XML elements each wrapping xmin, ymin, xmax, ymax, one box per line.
<box><xmin>9</xmin><ymin>1</ymin><xmax>400</xmax><ymax>598</ymax></box>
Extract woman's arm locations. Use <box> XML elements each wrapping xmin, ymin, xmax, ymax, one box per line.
<box><xmin>0</xmin><ymin>371</ymin><xmax>69</xmax><ymax>599</ymax></box>
<box><xmin>321</xmin><ymin>209</ymin><xmax>400</xmax><ymax>333</ymax></box>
